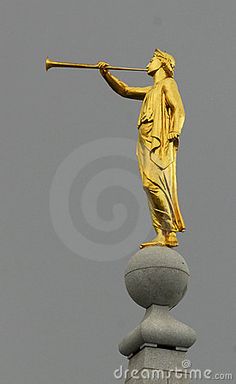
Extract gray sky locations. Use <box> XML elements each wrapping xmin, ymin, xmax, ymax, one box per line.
<box><xmin>0</xmin><ymin>0</ymin><xmax>235</xmax><ymax>383</ymax></box>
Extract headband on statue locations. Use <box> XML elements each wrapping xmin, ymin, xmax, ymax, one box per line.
<box><xmin>153</xmin><ymin>49</ymin><xmax>176</xmax><ymax>76</ymax></box>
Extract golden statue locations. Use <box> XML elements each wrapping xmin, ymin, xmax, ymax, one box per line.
<box><xmin>46</xmin><ymin>49</ymin><xmax>186</xmax><ymax>248</ymax></box>
<box><xmin>97</xmin><ymin>49</ymin><xmax>185</xmax><ymax>248</ymax></box>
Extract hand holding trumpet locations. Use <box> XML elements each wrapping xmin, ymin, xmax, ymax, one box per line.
<box><xmin>97</xmin><ymin>61</ymin><xmax>110</xmax><ymax>77</ymax></box>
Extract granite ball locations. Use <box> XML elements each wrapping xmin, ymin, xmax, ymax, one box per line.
<box><xmin>125</xmin><ymin>246</ymin><xmax>190</xmax><ymax>309</ymax></box>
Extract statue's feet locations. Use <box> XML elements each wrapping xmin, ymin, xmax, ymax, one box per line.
<box><xmin>140</xmin><ymin>233</ymin><xmax>166</xmax><ymax>249</ymax></box>
<box><xmin>165</xmin><ymin>232</ymin><xmax>179</xmax><ymax>247</ymax></box>
<box><xmin>140</xmin><ymin>241</ymin><xmax>165</xmax><ymax>249</ymax></box>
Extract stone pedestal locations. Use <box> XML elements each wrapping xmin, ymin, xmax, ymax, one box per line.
<box><xmin>119</xmin><ymin>246</ymin><xmax>196</xmax><ymax>383</ymax></box>
<box><xmin>125</xmin><ymin>347</ymin><xmax>190</xmax><ymax>383</ymax></box>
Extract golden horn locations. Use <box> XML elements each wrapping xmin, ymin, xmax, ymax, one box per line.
<box><xmin>45</xmin><ymin>57</ymin><xmax>146</xmax><ymax>72</ymax></box>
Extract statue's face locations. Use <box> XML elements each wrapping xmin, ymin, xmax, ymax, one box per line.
<box><xmin>146</xmin><ymin>56</ymin><xmax>162</xmax><ymax>76</ymax></box>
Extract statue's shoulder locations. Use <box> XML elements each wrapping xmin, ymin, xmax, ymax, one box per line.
<box><xmin>162</xmin><ymin>77</ymin><xmax>177</xmax><ymax>86</ymax></box>
<box><xmin>162</xmin><ymin>77</ymin><xmax>178</xmax><ymax>92</ymax></box>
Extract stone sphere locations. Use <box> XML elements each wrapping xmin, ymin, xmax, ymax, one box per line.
<box><xmin>125</xmin><ymin>246</ymin><xmax>190</xmax><ymax>309</ymax></box>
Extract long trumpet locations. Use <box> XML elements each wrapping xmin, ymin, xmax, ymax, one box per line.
<box><xmin>45</xmin><ymin>57</ymin><xmax>147</xmax><ymax>72</ymax></box>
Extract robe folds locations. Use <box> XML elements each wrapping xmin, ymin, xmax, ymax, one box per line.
<box><xmin>136</xmin><ymin>78</ymin><xmax>185</xmax><ymax>233</ymax></box>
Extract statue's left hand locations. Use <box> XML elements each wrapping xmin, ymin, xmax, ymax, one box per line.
<box><xmin>168</xmin><ymin>132</ymin><xmax>179</xmax><ymax>141</ymax></box>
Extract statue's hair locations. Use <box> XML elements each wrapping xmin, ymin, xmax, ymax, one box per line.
<box><xmin>153</xmin><ymin>49</ymin><xmax>176</xmax><ymax>77</ymax></box>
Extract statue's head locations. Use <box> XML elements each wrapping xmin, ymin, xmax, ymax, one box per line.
<box><xmin>147</xmin><ymin>49</ymin><xmax>176</xmax><ymax>77</ymax></box>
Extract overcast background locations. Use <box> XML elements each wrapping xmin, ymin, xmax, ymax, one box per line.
<box><xmin>0</xmin><ymin>0</ymin><xmax>235</xmax><ymax>383</ymax></box>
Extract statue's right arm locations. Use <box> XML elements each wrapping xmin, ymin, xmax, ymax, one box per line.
<box><xmin>98</xmin><ymin>62</ymin><xmax>150</xmax><ymax>101</ymax></box>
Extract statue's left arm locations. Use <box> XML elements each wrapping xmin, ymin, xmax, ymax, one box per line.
<box><xmin>163</xmin><ymin>78</ymin><xmax>186</xmax><ymax>140</ymax></box>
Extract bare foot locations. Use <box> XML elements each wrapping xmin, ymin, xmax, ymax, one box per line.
<box><xmin>165</xmin><ymin>232</ymin><xmax>179</xmax><ymax>247</ymax></box>
<box><xmin>140</xmin><ymin>232</ymin><xmax>166</xmax><ymax>249</ymax></box>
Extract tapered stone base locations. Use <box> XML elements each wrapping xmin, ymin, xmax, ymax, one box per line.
<box><xmin>125</xmin><ymin>347</ymin><xmax>190</xmax><ymax>384</ymax></box>
<box><xmin>119</xmin><ymin>304</ymin><xmax>196</xmax><ymax>357</ymax></box>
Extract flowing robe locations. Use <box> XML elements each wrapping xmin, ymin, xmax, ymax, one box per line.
<box><xmin>102</xmin><ymin>72</ymin><xmax>186</xmax><ymax>233</ymax></box>
<box><xmin>136</xmin><ymin>78</ymin><xmax>185</xmax><ymax>232</ymax></box>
